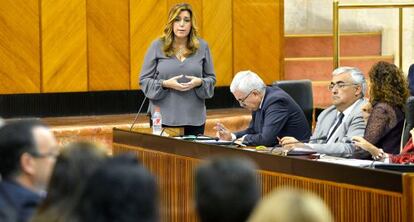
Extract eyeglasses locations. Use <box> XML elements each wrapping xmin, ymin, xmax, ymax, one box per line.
<box><xmin>27</xmin><ymin>149</ymin><xmax>59</xmax><ymax>159</ymax></box>
<box><xmin>328</xmin><ymin>82</ymin><xmax>359</xmax><ymax>91</ymax></box>
<box><xmin>238</xmin><ymin>90</ymin><xmax>254</xmax><ymax>106</ymax></box>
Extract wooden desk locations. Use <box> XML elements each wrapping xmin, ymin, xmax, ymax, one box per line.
<box><xmin>113</xmin><ymin>128</ymin><xmax>414</xmax><ymax>222</ymax></box>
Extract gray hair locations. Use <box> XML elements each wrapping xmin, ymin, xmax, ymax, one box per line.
<box><xmin>332</xmin><ymin>66</ymin><xmax>366</xmax><ymax>97</ymax></box>
<box><xmin>230</xmin><ymin>70</ymin><xmax>266</xmax><ymax>94</ymax></box>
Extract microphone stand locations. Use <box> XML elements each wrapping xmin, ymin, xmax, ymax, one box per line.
<box><xmin>130</xmin><ymin>71</ymin><xmax>159</xmax><ymax>131</ymax></box>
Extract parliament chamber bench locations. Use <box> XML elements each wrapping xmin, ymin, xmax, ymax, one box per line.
<box><xmin>41</xmin><ymin>108</ymin><xmax>251</xmax><ymax>153</ymax></box>
<box><xmin>113</xmin><ymin>129</ymin><xmax>414</xmax><ymax>222</ymax></box>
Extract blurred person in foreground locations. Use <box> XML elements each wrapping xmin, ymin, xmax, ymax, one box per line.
<box><xmin>72</xmin><ymin>154</ymin><xmax>158</xmax><ymax>222</ymax></box>
<box><xmin>248</xmin><ymin>187</ymin><xmax>334</xmax><ymax>222</ymax></box>
<box><xmin>31</xmin><ymin>141</ymin><xmax>107</xmax><ymax>222</ymax></box>
<box><xmin>195</xmin><ymin>156</ymin><xmax>260</xmax><ymax>222</ymax></box>
<box><xmin>0</xmin><ymin>120</ymin><xmax>58</xmax><ymax>222</ymax></box>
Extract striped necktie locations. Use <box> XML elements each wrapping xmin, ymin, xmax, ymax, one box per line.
<box><xmin>327</xmin><ymin>112</ymin><xmax>344</xmax><ymax>141</ymax></box>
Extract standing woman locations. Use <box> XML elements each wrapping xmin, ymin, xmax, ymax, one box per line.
<box><xmin>353</xmin><ymin>61</ymin><xmax>409</xmax><ymax>158</ymax></box>
<box><xmin>140</xmin><ymin>3</ymin><xmax>216</xmax><ymax>135</ymax></box>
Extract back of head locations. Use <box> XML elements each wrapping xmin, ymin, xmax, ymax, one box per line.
<box><xmin>0</xmin><ymin>120</ymin><xmax>46</xmax><ymax>179</ymax></box>
<box><xmin>75</xmin><ymin>154</ymin><xmax>157</xmax><ymax>222</ymax></box>
<box><xmin>33</xmin><ymin>141</ymin><xmax>107</xmax><ymax>221</ymax></box>
<box><xmin>248</xmin><ymin>188</ymin><xmax>334</xmax><ymax>222</ymax></box>
<box><xmin>230</xmin><ymin>70</ymin><xmax>266</xmax><ymax>94</ymax></box>
<box><xmin>195</xmin><ymin>156</ymin><xmax>260</xmax><ymax>222</ymax></box>
<box><xmin>332</xmin><ymin>66</ymin><xmax>367</xmax><ymax>97</ymax></box>
<box><xmin>368</xmin><ymin>61</ymin><xmax>409</xmax><ymax>108</ymax></box>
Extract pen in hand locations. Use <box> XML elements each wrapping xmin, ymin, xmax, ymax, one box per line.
<box><xmin>214</xmin><ymin>122</ymin><xmax>232</xmax><ymax>141</ymax></box>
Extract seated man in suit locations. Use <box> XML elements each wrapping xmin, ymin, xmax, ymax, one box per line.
<box><xmin>0</xmin><ymin>120</ymin><xmax>58</xmax><ymax>222</ymax></box>
<box><xmin>281</xmin><ymin>67</ymin><xmax>367</xmax><ymax>157</ymax></box>
<box><xmin>215</xmin><ymin>70</ymin><xmax>311</xmax><ymax>146</ymax></box>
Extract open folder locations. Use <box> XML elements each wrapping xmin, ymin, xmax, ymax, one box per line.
<box><xmin>174</xmin><ymin>136</ymin><xmax>236</xmax><ymax>146</ymax></box>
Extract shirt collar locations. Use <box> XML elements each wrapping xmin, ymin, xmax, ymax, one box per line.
<box><xmin>339</xmin><ymin>98</ymin><xmax>362</xmax><ymax>120</ymax></box>
<box><xmin>259</xmin><ymin>89</ymin><xmax>266</xmax><ymax>109</ymax></box>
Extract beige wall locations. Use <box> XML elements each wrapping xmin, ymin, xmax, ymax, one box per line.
<box><xmin>285</xmin><ymin>0</ymin><xmax>414</xmax><ymax>73</ymax></box>
<box><xmin>0</xmin><ymin>0</ymin><xmax>284</xmax><ymax>94</ymax></box>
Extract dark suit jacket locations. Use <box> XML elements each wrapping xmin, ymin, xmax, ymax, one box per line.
<box><xmin>234</xmin><ymin>86</ymin><xmax>311</xmax><ymax>146</ymax></box>
<box><xmin>0</xmin><ymin>180</ymin><xmax>41</xmax><ymax>222</ymax></box>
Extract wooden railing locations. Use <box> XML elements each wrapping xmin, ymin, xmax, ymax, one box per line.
<box><xmin>333</xmin><ymin>1</ymin><xmax>414</xmax><ymax>69</ymax></box>
<box><xmin>113</xmin><ymin>129</ymin><xmax>414</xmax><ymax>222</ymax></box>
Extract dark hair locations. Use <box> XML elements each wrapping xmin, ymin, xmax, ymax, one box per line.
<box><xmin>195</xmin><ymin>156</ymin><xmax>260</xmax><ymax>222</ymax></box>
<box><xmin>32</xmin><ymin>141</ymin><xmax>107</xmax><ymax>222</ymax></box>
<box><xmin>0</xmin><ymin>120</ymin><xmax>46</xmax><ymax>179</ymax></box>
<box><xmin>74</xmin><ymin>155</ymin><xmax>157</xmax><ymax>222</ymax></box>
<box><xmin>106</xmin><ymin>152</ymin><xmax>141</xmax><ymax>165</ymax></box>
<box><xmin>369</xmin><ymin>61</ymin><xmax>409</xmax><ymax>108</ymax></box>
<box><xmin>408</xmin><ymin>64</ymin><xmax>414</xmax><ymax>96</ymax></box>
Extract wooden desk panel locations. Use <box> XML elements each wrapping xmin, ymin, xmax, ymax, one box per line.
<box><xmin>113</xmin><ymin>129</ymin><xmax>414</xmax><ymax>222</ymax></box>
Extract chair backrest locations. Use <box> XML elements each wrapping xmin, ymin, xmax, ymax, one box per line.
<box><xmin>402</xmin><ymin>96</ymin><xmax>414</xmax><ymax>147</ymax></box>
<box><xmin>408</xmin><ymin>64</ymin><xmax>414</xmax><ymax>96</ymax></box>
<box><xmin>273</xmin><ymin>79</ymin><xmax>313</xmax><ymax>129</ymax></box>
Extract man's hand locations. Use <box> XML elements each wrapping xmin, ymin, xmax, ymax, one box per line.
<box><xmin>214</xmin><ymin>122</ymin><xmax>232</xmax><ymax>141</ymax></box>
<box><xmin>280</xmin><ymin>136</ymin><xmax>303</xmax><ymax>149</ymax></box>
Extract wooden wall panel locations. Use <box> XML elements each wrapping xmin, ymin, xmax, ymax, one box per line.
<box><xmin>203</xmin><ymin>0</ymin><xmax>233</xmax><ymax>86</ymax></box>
<box><xmin>41</xmin><ymin>0</ymin><xmax>87</xmax><ymax>92</ymax></box>
<box><xmin>130</xmin><ymin>0</ymin><xmax>167</xmax><ymax>90</ymax></box>
<box><xmin>0</xmin><ymin>0</ymin><xmax>284</xmax><ymax>94</ymax></box>
<box><xmin>87</xmin><ymin>0</ymin><xmax>130</xmax><ymax>91</ymax></box>
<box><xmin>233</xmin><ymin>0</ymin><xmax>284</xmax><ymax>84</ymax></box>
<box><xmin>0</xmin><ymin>0</ymin><xmax>40</xmax><ymax>94</ymax></box>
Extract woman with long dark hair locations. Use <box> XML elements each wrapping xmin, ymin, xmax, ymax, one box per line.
<box><xmin>353</xmin><ymin>61</ymin><xmax>409</xmax><ymax>159</ymax></box>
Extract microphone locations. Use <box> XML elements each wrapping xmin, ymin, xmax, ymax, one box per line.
<box><xmin>130</xmin><ymin>71</ymin><xmax>160</xmax><ymax>131</ymax></box>
<box><xmin>270</xmin><ymin>136</ymin><xmax>327</xmax><ymax>153</ymax></box>
<box><xmin>195</xmin><ymin>135</ymin><xmax>220</xmax><ymax>141</ymax></box>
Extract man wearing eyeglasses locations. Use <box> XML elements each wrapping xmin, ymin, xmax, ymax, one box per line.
<box><xmin>0</xmin><ymin>120</ymin><xmax>58</xmax><ymax>222</ymax></box>
<box><xmin>280</xmin><ymin>67</ymin><xmax>367</xmax><ymax>157</ymax></box>
<box><xmin>215</xmin><ymin>70</ymin><xmax>311</xmax><ymax>146</ymax></box>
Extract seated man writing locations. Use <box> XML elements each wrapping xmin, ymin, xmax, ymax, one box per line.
<box><xmin>281</xmin><ymin>67</ymin><xmax>367</xmax><ymax>157</ymax></box>
<box><xmin>215</xmin><ymin>70</ymin><xmax>311</xmax><ymax>146</ymax></box>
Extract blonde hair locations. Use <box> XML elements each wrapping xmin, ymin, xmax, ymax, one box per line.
<box><xmin>161</xmin><ymin>3</ymin><xmax>199</xmax><ymax>57</ymax></box>
<box><xmin>248</xmin><ymin>187</ymin><xmax>334</xmax><ymax>222</ymax></box>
